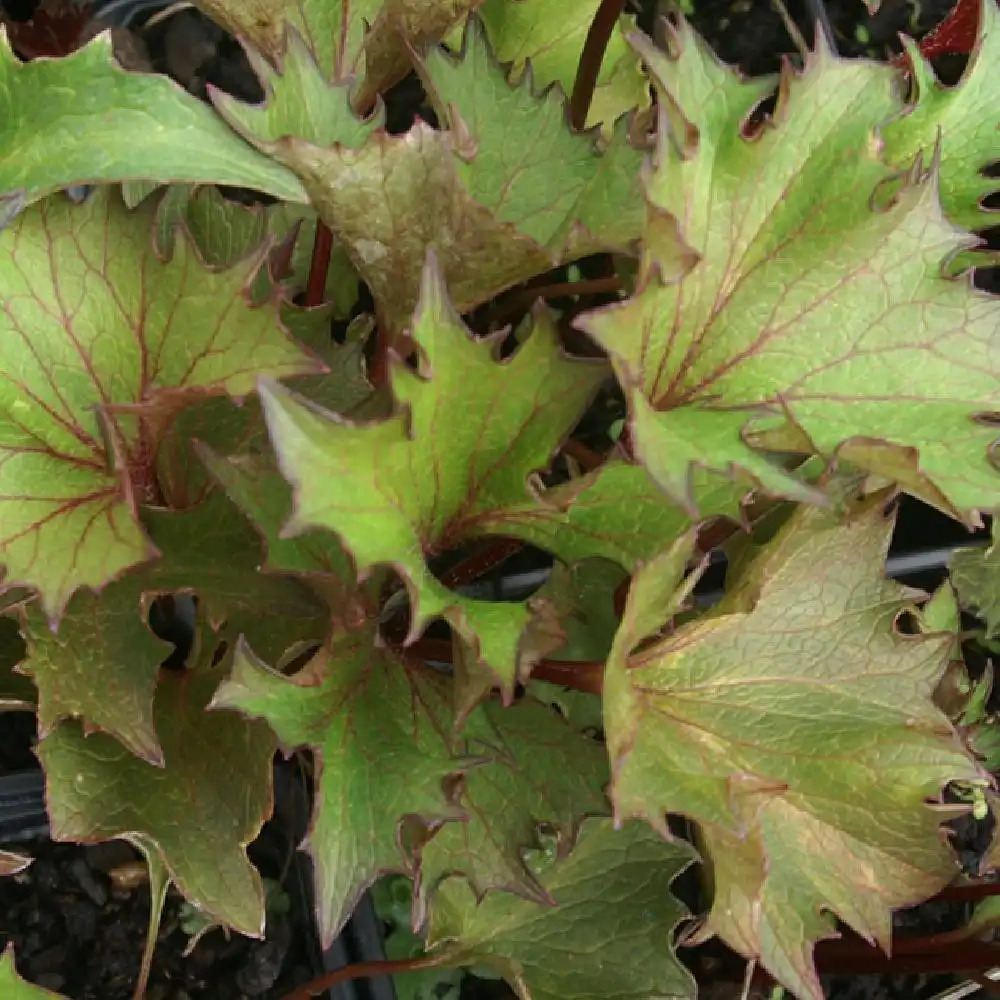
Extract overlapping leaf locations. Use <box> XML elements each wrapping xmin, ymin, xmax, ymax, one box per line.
<box><xmin>416</xmin><ymin>698</ymin><xmax>609</xmax><ymax>918</ymax></box>
<box><xmin>0</xmin><ymin>948</ymin><xmax>67</xmax><ymax>999</ymax></box>
<box><xmin>426</xmin><ymin>817</ymin><xmax>696</xmax><ymax>1000</ymax></box>
<box><xmin>259</xmin><ymin>261</ymin><xmax>605</xmax><ymax>693</ymax></box>
<box><xmin>476</xmin><ymin>0</ymin><xmax>649</xmax><ymax>131</ymax></box>
<box><xmin>0</xmin><ymin>189</ymin><xmax>320</xmax><ymax>617</ymax></box>
<box><xmin>604</xmin><ymin>499</ymin><xmax>979</xmax><ymax>999</ymax></box>
<box><xmin>38</xmin><ymin>672</ymin><xmax>276</xmax><ymax>937</ymax></box>
<box><xmin>951</xmin><ymin>520</ymin><xmax>1000</xmax><ymax>635</ymax></box>
<box><xmin>883</xmin><ymin>0</ymin><xmax>1000</xmax><ymax>231</ymax></box>
<box><xmin>226</xmin><ymin>20</ymin><xmax>644</xmax><ymax>333</ymax></box>
<box><xmin>212</xmin><ymin>632</ymin><xmax>466</xmax><ymax>944</ymax></box>
<box><xmin>577</xmin><ymin>23</ymin><xmax>1000</xmax><ymax>519</ymax></box>
<box><xmin>482</xmin><ymin>461</ymin><xmax>745</xmax><ymax>570</ymax></box>
<box><xmin>0</xmin><ymin>32</ymin><xmax>304</xmax><ymax>209</ymax></box>
<box><xmin>195</xmin><ymin>0</ymin><xmax>481</xmax><ymax>107</ymax></box>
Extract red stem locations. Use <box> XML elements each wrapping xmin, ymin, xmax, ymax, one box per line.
<box><xmin>279</xmin><ymin>955</ymin><xmax>442</xmax><ymax>1000</ymax></box>
<box><xmin>438</xmin><ymin>538</ymin><xmax>525</xmax><ymax>589</ymax></box>
<box><xmin>570</xmin><ymin>0</ymin><xmax>627</xmax><ymax>131</ymax></box>
<box><xmin>305</xmin><ymin>221</ymin><xmax>333</xmax><ymax>308</ymax></box>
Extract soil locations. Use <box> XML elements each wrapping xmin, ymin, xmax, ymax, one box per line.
<box><xmin>0</xmin><ymin>719</ymin><xmax>330</xmax><ymax>1000</ymax></box>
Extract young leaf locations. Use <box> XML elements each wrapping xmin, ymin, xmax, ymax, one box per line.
<box><xmin>426</xmin><ymin>817</ymin><xmax>697</xmax><ymax>1000</ymax></box>
<box><xmin>0</xmin><ymin>190</ymin><xmax>321</xmax><ymax>618</ymax></box>
<box><xmin>211</xmin><ymin>632</ymin><xmax>466</xmax><ymax>945</ymax></box>
<box><xmin>38</xmin><ymin>672</ymin><xmax>276</xmax><ymax>938</ymax></box>
<box><xmin>605</xmin><ymin>498</ymin><xmax>979</xmax><ymax>999</ymax></box>
<box><xmin>883</xmin><ymin>0</ymin><xmax>1000</xmax><ymax>231</ymax></box>
<box><xmin>481</xmin><ymin>461</ymin><xmax>745</xmax><ymax>570</ymax></box>
<box><xmin>416</xmin><ymin>698</ymin><xmax>609</xmax><ymax>918</ymax></box>
<box><xmin>234</xmin><ymin>20</ymin><xmax>644</xmax><ymax>333</ymax></box>
<box><xmin>476</xmin><ymin>0</ymin><xmax>649</xmax><ymax>131</ymax></box>
<box><xmin>195</xmin><ymin>0</ymin><xmax>480</xmax><ymax>106</ymax></box>
<box><xmin>577</xmin><ymin>24</ymin><xmax>1000</xmax><ymax>519</ymax></box>
<box><xmin>20</xmin><ymin>580</ymin><xmax>171</xmax><ymax>763</ymax></box>
<box><xmin>0</xmin><ymin>947</ymin><xmax>68</xmax><ymax>999</ymax></box>
<box><xmin>259</xmin><ymin>260</ymin><xmax>605</xmax><ymax>694</ymax></box>
<box><xmin>952</xmin><ymin>524</ymin><xmax>1000</xmax><ymax>635</ymax></box>
<box><xmin>0</xmin><ymin>33</ymin><xmax>305</xmax><ymax>209</ymax></box>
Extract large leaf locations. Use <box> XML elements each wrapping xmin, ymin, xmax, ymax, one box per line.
<box><xmin>230</xmin><ymin>20</ymin><xmax>643</xmax><ymax>334</ymax></box>
<box><xmin>259</xmin><ymin>261</ymin><xmax>605</xmax><ymax>694</ymax></box>
<box><xmin>883</xmin><ymin>0</ymin><xmax>1000</xmax><ymax>231</ymax></box>
<box><xmin>38</xmin><ymin>672</ymin><xmax>276</xmax><ymax>937</ymax></box>
<box><xmin>0</xmin><ymin>948</ymin><xmax>68</xmax><ymax>999</ymax></box>
<box><xmin>604</xmin><ymin>498</ymin><xmax>979</xmax><ymax>999</ymax></box>
<box><xmin>426</xmin><ymin>817</ymin><xmax>696</xmax><ymax>1000</ymax></box>
<box><xmin>0</xmin><ymin>32</ymin><xmax>304</xmax><ymax>209</ymax></box>
<box><xmin>416</xmin><ymin>698</ymin><xmax>609</xmax><ymax>918</ymax></box>
<box><xmin>0</xmin><ymin>189</ymin><xmax>320</xmax><ymax>618</ymax></box>
<box><xmin>195</xmin><ymin>0</ymin><xmax>481</xmax><ymax>106</ymax></box>
<box><xmin>211</xmin><ymin>632</ymin><xmax>465</xmax><ymax>944</ymax></box>
<box><xmin>476</xmin><ymin>0</ymin><xmax>649</xmax><ymax>132</ymax></box>
<box><xmin>577</xmin><ymin>24</ymin><xmax>1000</xmax><ymax>520</ymax></box>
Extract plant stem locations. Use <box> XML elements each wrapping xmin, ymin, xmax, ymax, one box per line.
<box><xmin>279</xmin><ymin>954</ymin><xmax>443</xmax><ymax>1000</ymax></box>
<box><xmin>305</xmin><ymin>220</ymin><xmax>333</xmax><ymax>308</ymax></box>
<box><xmin>569</xmin><ymin>0</ymin><xmax>626</xmax><ymax>131</ymax></box>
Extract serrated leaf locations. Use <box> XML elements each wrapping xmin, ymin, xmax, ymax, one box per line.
<box><xmin>577</xmin><ymin>25</ymin><xmax>1000</xmax><ymax>519</ymax></box>
<box><xmin>211</xmin><ymin>633</ymin><xmax>465</xmax><ymax>944</ymax></box>
<box><xmin>605</xmin><ymin>498</ymin><xmax>979</xmax><ymax>999</ymax></box>
<box><xmin>38</xmin><ymin>672</ymin><xmax>275</xmax><ymax>937</ymax></box>
<box><xmin>0</xmin><ymin>189</ymin><xmax>321</xmax><ymax>618</ymax></box>
<box><xmin>195</xmin><ymin>0</ymin><xmax>482</xmax><ymax>108</ymax></box>
<box><xmin>0</xmin><ymin>32</ymin><xmax>304</xmax><ymax>208</ymax></box>
<box><xmin>416</xmin><ymin>698</ymin><xmax>609</xmax><ymax>918</ymax></box>
<box><xmin>0</xmin><ymin>947</ymin><xmax>68</xmax><ymax>998</ymax></box>
<box><xmin>260</xmin><ymin>261</ymin><xmax>605</xmax><ymax>693</ymax></box>
<box><xmin>477</xmin><ymin>0</ymin><xmax>649</xmax><ymax>132</ymax></box>
<box><xmin>243</xmin><ymin>21</ymin><xmax>643</xmax><ymax>334</ymax></box>
<box><xmin>0</xmin><ymin>852</ymin><xmax>30</xmax><ymax>876</ymax></box>
<box><xmin>481</xmin><ymin>461</ymin><xmax>745</xmax><ymax>570</ymax></box>
<box><xmin>952</xmin><ymin>526</ymin><xmax>1000</xmax><ymax>635</ymax></box>
<box><xmin>883</xmin><ymin>0</ymin><xmax>1000</xmax><ymax>231</ymax></box>
<box><xmin>427</xmin><ymin>817</ymin><xmax>696</xmax><ymax>1000</ymax></box>
<box><xmin>20</xmin><ymin>580</ymin><xmax>171</xmax><ymax>763</ymax></box>
<box><xmin>139</xmin><ymin>491</ymin><xmax>330</xmax><ymax>663</ymax></box>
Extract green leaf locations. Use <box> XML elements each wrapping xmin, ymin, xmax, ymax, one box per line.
<box><xmin>0</xmin><ymin>189</ymin><xmax>321</xmax><ymax>619</ymax></box>
<box><xmin>417</xmin><ymin>698</ymin><xmax>609</xmax><ymax>918</ymax></box>
<box><xmin>0</xmin><ymin>33</ymin><xmax>305</xmax><ymax>209</ymax></box>
<box><xmin>248</xmin><ymin>19</ymin><xmax>643</xmax><ymax>334</ymax></box>
<box><xmin>427</xmin><ymin>817</ymin><xmax>697</xmax><ymax>1000</ymax></box>
<box><xmin>480</xmin><ymin>461</ymin><xmax>745</xmax><ymax>570</ymax></box>
<box><xmin>211</xmin><ymin>632</ymin><xmax>466</xmax><ymax>944</ymax></box>
<box><xmin>952</xmin><ymin>527</ymin><xmax>1000</xmax><ymax>636</ymax></box>
<box><xmin>577</xmin><ymin>24</ymin><xmax>1000</xmax><ymax>518</ymax></box>
<box><xmin>0</xmin><ymin>948</ymin><xmax>68</xmax><ymax>998</ymax></box>
<box><xmin>259</xmin><ymin>261</ymin><xmax>605</xmax><ymax>694</ymax></box>
<box><xmin>605</xmin><ymin>497</ymin><xmax>979</xmax><ymax>999</ymax></box>
<box><xmin>38</xmin><ymin>672</ymin><xmax>276</xmax><ymax>938</ymax></box>
<box><xmin>477</xmin><ymin>0</ymin><xmax>649</xmax><ymax>132</ymax></box>
<box><xmin>139</xmin><ymin>491</ymin><xmax>330</xmax><ymax>664</ymax></box>
<box><xmin>883</xmin><ymin>0</ymin><xmax>1000</xmax><ymax>231</ymax></box>
<box><xmin>195</xmin><ymin>0</ymin><xmax>481</xmax><ymax>108</ymax></box>
<box><xmin>20</xmin><ymin>581</ymin><xmax>171</xmax><ymax>763</ymax></box>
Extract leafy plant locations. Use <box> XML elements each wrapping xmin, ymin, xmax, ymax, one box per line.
<box><xmin>2</xmin><ymin>0</ymin><xmax>1000</xmax><ymax>999</ymax></box>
